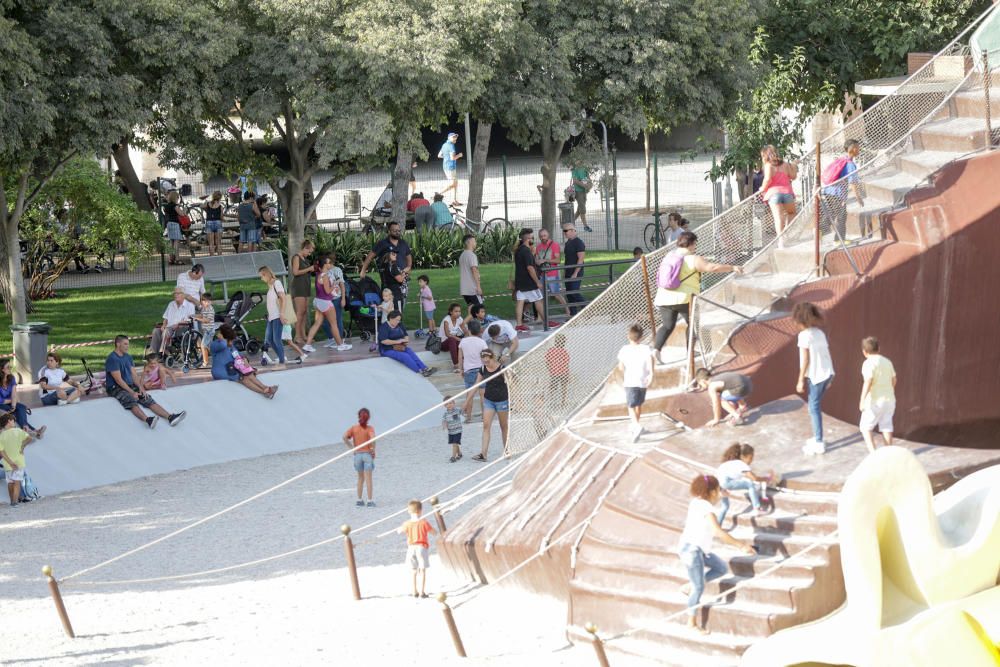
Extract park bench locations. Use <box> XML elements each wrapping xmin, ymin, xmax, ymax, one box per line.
<box><xmin>196</xmin><ymin>250</ymin><xmax>287</xmax><ymax>300</ymax></box>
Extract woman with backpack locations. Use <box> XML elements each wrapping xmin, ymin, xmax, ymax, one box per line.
<box><xmin>653</xmin><ymin>232</ymin><xmax>741</xmax><ymax>363</ymax></box>
<box><xmin>758</xmin><ymin>145</ymin><xmax>798</xmax><ymax>247</ymax></box>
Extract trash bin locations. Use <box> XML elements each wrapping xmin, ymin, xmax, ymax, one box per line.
<box><xmin>344</xmin><ymin>190</ymin><xmax>361</xmax><ymax>216</ymax></box>
<box><xmin>10</xmin><ymin>322</ymin><xmax>51</xmax><ymax>383</ymax></box>
<box><xmin>558</xmin><ymin>201</ymin><xmax>575</xmax><ymax>228</ymax></box>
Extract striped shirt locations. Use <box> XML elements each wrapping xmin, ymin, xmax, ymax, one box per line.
<box><xmin>443</xmin><ymin>407</ymin><xmax>463</xmax><ymax>435</ymax></box>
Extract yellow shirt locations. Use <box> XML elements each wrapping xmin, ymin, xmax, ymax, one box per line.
<box><xmin>0</xmin><ymin>427</ymin><xmax>29</xmax><ymax>471</ymax></box>
<box><xmin>653</xmin><ymin>253</ymin><xmax>701</xmax><ymax>306</ymax></box>
<box><xmin>862</xmin><ymin>354</ymin><xmax>896</xmax><ymax>406</ymax></box>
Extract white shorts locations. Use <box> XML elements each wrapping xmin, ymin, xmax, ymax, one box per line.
<box><xmin>314</xmin><ymin>298</ymin><xmax>333</xmax><ymax>313</ymax></box>
<box><xmin>4</xmin><ymin>468</ymin><xmax>24</xmax><ymax>483</ymax></box>
<box><xmin>860</xmin><ymin>399</ymin><xmax>895</xmax><ymax>432</ymax></box>
<box><xmin>516</xmin><ymin>289</ymin><xmax>543</xmax><ymax>303</ymax></box>
<box><xmin>406</xmin><ymin>544</ymin><xmax>430</xmax><ymax>570</ymax></box>
<box><xmin>443</xmin><ymin>168</ymin><xmax>457</xmax><ymax>181</ymax></box>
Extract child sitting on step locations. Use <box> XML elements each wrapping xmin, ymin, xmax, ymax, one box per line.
<box><xmin>715</xmin><ymin>443</ymin><xmax>775</xmax><ymax>525</ymax></box>
<box><xmin>678</xmin><ymin>474</ymin><xmax>755</xmax><ymax>635</ymax></box>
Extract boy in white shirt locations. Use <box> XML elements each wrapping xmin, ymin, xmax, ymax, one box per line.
<box><xmin>858</xmin><ymin>336</ymin><xmax>897</xmax><ymax>452</ymax></box>
<box><xmin>616</xmin><ymin>323</ymin><xmax>656</xmax><ymax>441</ymax></box>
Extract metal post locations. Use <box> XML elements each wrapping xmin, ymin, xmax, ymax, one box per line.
<box><xmin>639</xmin><ymin>255</ymin><xmax>657</xmax><ymax>340</ymax></box>
<box><xmin>156</xmin><ymin>177</ymin><xmax>167</xmax><ymax>282</ymax></box>
<box><xmin>542</xmin><ymin>271</ymin><xmax>550</xmax><ymax>332</ymax></box>
<box><xmin>612</xmin><ymin>150</ymin><xmax>619</xmax><ymax>250</ymax></box>
<box><xmin>686</xmin><ymin>295</ymin><xmax>697</xmax><ymax>385</ymax></box>
<box><xmin>430</xmin><ymin>496</ymin><xmax>447</xmax><ymax>534</ymax></box>
<box><xmin>983</xmin><ymin>49</ymin><xmax>993</xmax><ymax>149</ymax></box>
<box><xmin>42</xmin><ymin>566</ymin><xmax>75</xmax><ymax>638</ymax></box>
<box><xmin>653</xmin><ymin>155</ymin><xmax>661</xmax><ymax>247</ymax></box>
<box><xmin>436</xmin><ymin>593</ymin><xmax>467</xmax><ymax>657</ymax></box>
<box><xmin>341</xmin><ymin>524</ymin><xmax>361</xmax><ymax>601</ymax></box>
<box><xmin>813</xmin><ymin>143</ymin><xmax>821</xmax><ymax>275</ymax></box>
<box><xmin>585</xmin><ymin>624</ymin><xmax>611</xmax><ymax>667</ymax></box>
<box><xmin>600</xmin><ymin>121</ymin><xmax>611</xmax><ymax>250</ymax></box>
<box><xmin>501</xmin><ymin>155</ymin><xmax>509</xmax><ymax>224</ymax></box>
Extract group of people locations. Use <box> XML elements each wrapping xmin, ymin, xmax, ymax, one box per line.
<box><xmin>511</xmin><ymin>224</ymin><xmax>586</xmax><ymax>331</ymax></box>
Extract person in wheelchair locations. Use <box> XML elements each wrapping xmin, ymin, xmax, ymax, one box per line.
<box><xmin>149</xmin><ymin>288</ymin><xmax>196</xmax><ymax>356</ymax></box>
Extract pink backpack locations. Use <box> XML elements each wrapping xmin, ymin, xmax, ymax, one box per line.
<box><xmin>821</xmin><ymin>156</ymin><xmax>852</xmax><ymax>186</ymax></box>
<box><xmin>657</xmin><ymin>251</ymin><xmax>688</xmax><ymax>289</ymax></box>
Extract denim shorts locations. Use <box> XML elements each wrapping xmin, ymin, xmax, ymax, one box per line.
<box><xmin>624</xmin><ymin>387</ymin><xmax>647</xmax><ymax>408</ymax></box>
<box><xmin>423</xmin><ymin>309</ymin><xmax>435</xmax><ymax>322</ymax></box>
<box><xmin>206</xmin><ymin>220</ymin><xmax>223</xmax><ymax>233</ymax></box>
<box><xmin>463</xmin><ymin>369</ymin><xmax>479</xmax><ymax>388</ymax></box>
<box><xmin>447</xmin><ymin>432</ymin><xmax>462</xmax><ymax>444</ymax></box>
<box><xmin>353</xmin><ymin>452</ymin><xmax>374</xmax><ymax>473</ymax></box>
<box><xmin>768</xmin><ymin>193</ymin><xmax>795</xmax><ymax>205</ymax></box>
<box><xmin>483</xmin><ymin>398</ymin><xmax>509</xmax><ymax>413</ymax></box>
<box><xmin>546</xmin><ymin>280</ymin><xmax>561</xmax><ymax>294</ymax></box>
<box><xmin>41</xmin><ymin>386</ymin><xmax>76</xmax><ymax>406</ymax></box>
<box><xmin>166</xmin><ymin>221</ymin><xmax>182</xmax><ymax>241</ymax></box>
<box><xmin>239</xmin><ymin>225</ymin><xmax>258</xmax><ymax>244</ymax></box>
<box><xmin>721</xmin><ymin>390</ymin><xmax>743</xmax><ymax>404</ymax></box>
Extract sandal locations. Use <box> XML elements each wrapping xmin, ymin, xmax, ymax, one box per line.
<box><xmin>471</xmin><ymin>453</ymin><xmax>487</xmax><ymax>462</ymax></box>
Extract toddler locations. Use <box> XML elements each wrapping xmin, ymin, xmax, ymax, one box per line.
<box><xmin>397</xmin><ymin>499</ymin><xmax>436</xmax><ymax>597</ymax></box>
<box><xmin>139</xmin><ymin>353</ymin><xmax>176</xmax><ymax>391</ymax></box>
<box><xmin>280</xmin><ymin>322</ymin><xmax>308</xmax><ymax>364</ymax></box>
<box><xmin>442</xmin><ymin>396</ymin><xmax>463</xmax><ymax>462</ymax></box>
<box><xmin>418</xmin><ymin>274</ymin><xmax>435</xmax><ymax>333</ymax></box>
<box><xmin>379</xmin><ymin>288</ymin><xmax>394</xmax><ymax>324</ymax></box>
<box><xmin>196</xmin><ymin>292</ymin><xmax>218</xmax><ymax>366</ymax></box>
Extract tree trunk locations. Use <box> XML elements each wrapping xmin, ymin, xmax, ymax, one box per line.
<box><xmin>539</xmin><ymin>134</ymin><xmax>565</xmax><ymax>235</ymax></box>
<box><xmin>465</xmin><ymin>121</ymin><xmax>492</xmax><ymax>223</ymax></box>
<box><xmin>391</xmin><ymin>138</ymin><xmax>411</xmax><ymax>228</ymax></box>
<box><xmin>0</xmin><ymin>215</ymin><xmax>29</xmax><ymax>322</ymax></box>
<box><xmin>111</xmin><ymin>139</ymin><xmax>152</xmax><ymax>211</ymax></box>
<box><xmin>643</xmin><ymin>129</ymin><xmax>651</xmax><ymax>211</ymax></box>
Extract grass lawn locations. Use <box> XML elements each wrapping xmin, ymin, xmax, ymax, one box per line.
<box><xmin>0</xmin><ymin>251</ymin><xmax>634</xmax><ymax>375</ymax></box>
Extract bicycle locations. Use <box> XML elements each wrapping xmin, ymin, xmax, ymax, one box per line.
<box><xmin>643</xmin><ymin>213</ymin><xmax>667</xmax><ymax>251</ymax></box>
<box><xmin>443</xmin><ymin>204</ymin><xmax>512</xmax><ymax>234</ymax></box>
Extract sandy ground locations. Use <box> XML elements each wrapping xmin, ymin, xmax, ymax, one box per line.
<box><xmin>0</xmin><ymin>424</ymin><xmax>604</xmax><ymax>666</ymax></box>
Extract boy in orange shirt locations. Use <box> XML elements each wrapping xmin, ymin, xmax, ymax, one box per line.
<box><xmin>343</xmin><ymin>408</ymin><xmax>376</xmax><ymax>507</ymax></box>
<box><xmin>398</xmin><ymin>499</ymin><xmax>436</xmax><ymax>597</ymax></box>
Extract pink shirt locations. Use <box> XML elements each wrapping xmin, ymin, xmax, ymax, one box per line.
<box><xmin>420</xmin><ymin>285</ymin><xmax>434</xmax><ymax>311</ymax></box>
<box><xmin>763</xmin><ymin>166</ymin><xmax>794</xmax><ymax>198</ymax></box>
<box><xmin>535</xmin><ymin>241</ymin><xmax>561</xmax><ymax>278</ymax></box>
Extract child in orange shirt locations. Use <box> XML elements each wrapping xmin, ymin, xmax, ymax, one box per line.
<box><xmin>398</xmin><ymin>499</ymin><xmax>436</xmax><ymax>597</ymax></box>
<box><xmin>343</xmin><ymin>408</ymin><xmax>376</xmax><ymax>507</ymax></box>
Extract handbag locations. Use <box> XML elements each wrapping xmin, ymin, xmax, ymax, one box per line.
<box><xmin>425</xmin><ymin>330</ymin><xmax>442</xmax><ymax>354</ymax></box>
<box><xmin>232</xmin><ymin>353</ymin><xmax>255</xmax><ymax>376</ymax></box>
<box><xmin>392</xmin><ymin>343</ymin><xmax>407</xmax><ymax>352</ymax></box>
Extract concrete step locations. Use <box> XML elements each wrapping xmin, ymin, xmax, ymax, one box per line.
<box><xmin>896</xmin><ymin>149</ymin><xmax>963</xmax><ymax>178</ymax></box>
<box><xmin>915</xmin><ymin>116</ymin><xmax>990</xmax><ymax>152</ymax></box>
<box><xmin>952</xmin><ymin>87</ymin><xmax>1000</xmax><ymax>119</ymax></box>
<box><xmin>722</xmin><ymin>272</ymin><xmax>800</xmax><ymax>310</ymax></box>
<box><xmin>863</xmin><ymin>169</ymin><xmax>924</xmax><ymax>205</ymax></box>
<box><xmin>568</xmin><ymin>624</ymin><xmax>748</xmax><ymax>667</ymax></box>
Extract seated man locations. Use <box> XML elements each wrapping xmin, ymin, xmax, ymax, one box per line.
<box><xmin>37</xmin><ymin>352</ymin><xmax>83</xmax><ymax>406</ymax></box>
<box><xmin>105</xmin><ymin>335</ymin><xmax>185</xmax><ymax>429</ymax></box>
<box><xmin>150</xmin><ymin>288</ymin><xmax>196</xmax><ymax>356</ymax></box>
<box><xmin>694</xmin><ymin>367</ymin><xmax>752</xmax><ymax>426</ymax></box>
<box><xmin>482</xmin><ymin>319</ymin><xmax>519</xmax><ymax>361</ymax></box>
<box><xmin>378</xmin><ymin>310</ymin><xmax>436</xmax><ymax>378</ymax></box>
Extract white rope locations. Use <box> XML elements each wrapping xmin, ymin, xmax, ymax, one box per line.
<box><xmin>602</xmin><ymin>528</ymin><xmax>840</xmax><ymax>643</ymax></box>
<box><xmin>540</xmin><ymin>451</ymin><xmax>615</xmax><ymax>549</ymax></box>
<box><xmin>515</xmin><ymin>447</ymin><xmax>595</xmax><ymax>533</ymax></box>
<box><xmin>570</xmin><ymin>455</ymin><xmax>637</xmax><ymax>569</ymax></box>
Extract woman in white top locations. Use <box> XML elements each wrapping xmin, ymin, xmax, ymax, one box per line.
<box><xmin>438</xmin><ymin>303</ymin><xmax>466</xmax><ymax>372</ymax></box>
<box><xmin>793</xmin><ymin>302</ymin><xmax>835</xmax><ymax>454</ymax></box>
<box><xmin>678</xmin><ymin>474</ymin><xmax>755</xmax><ymax>634</ymax></box>
<box><xmin>258</xmin><ymin>266</ymin><xmax>287</xmax><ymax>365</ymax></box>
<box><xmin>653</xmin><ymin>232</ymin><xmax>741</xmax><ymax>363</ymax></box>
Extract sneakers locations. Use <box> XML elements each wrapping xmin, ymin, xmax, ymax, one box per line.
<box><xmin>366</xmin><ymin>501</ymin><xmax>376</xmax><ymax>507</ymax></box>
<box><xmin>57</xmin><ymin>399</ymin><xmax>67</xmax><ymax>406</ymax></box>
<box><xmin>802</xmin><ymin>438</ymin><xmax>826</xmax><ymax>455</ymax></box>
<box><xmin>630</xmin><ymin>424</ymin><xmax>644</xmax><ymax>442</ymax></box>
<box><xmin>515</xmin><ymin>324</ymin><xmax>530</xmax><ymax>332</ymax></box>
<box><xmin>420</xmin><ymin>367</ymin><xmax>437</xmax><ymax>377</ymax></box>
<box><xmin>261</xmin><ymin>352</ymin><xmax>274</xmax><ymax>365</ymax></box>
<box><xmin>324</xmin><ymin>339</ymin><xmax>338</xmax><ymax>348</ymax></box>
<box><xmin>168</xmin><ymin>411</ymin><xmax>186</xmax><ymax>427</ymax></box>
<box><xmin>302</xmin><ymin>344</ymin><xmax>316</xmax><ymax>353</ymax></box>
<box><xmin>292</xmin><ymin>356</ymin><xmax>306</xmax><ymax>365</ymax></box>
<box><xmin>146</xmin><ymin>416</ymin><xmax>159</xmax><ymax>429</ymax></box>
<box><xmin>356</xmin><ymin>500</ymin><xmax>364</xmax><ymax>507</ymax></box>
<box><xmin>547</xmin><ymin>321</ymin><xmax>561</xmax><ymax>328</ymax></box>
<box><xmin>583</xmin><ymin>225</ymin><xmax>593</xmax><ymax>233</ymax></box>
<box><xmin>336</xmin><ymin>343</ymin><xmax>353</xmax><ymax>351</ymax></box>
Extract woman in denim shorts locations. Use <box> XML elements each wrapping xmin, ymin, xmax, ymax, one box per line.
<box><xmin>202</xmin><ymin>190</ymin><xmax>225</xmax><ymax>256</ymax></box>
<box><xmin>470</xmin><ymin>349</ymin><xmax>508</xmax><ymax>462</ymax></box>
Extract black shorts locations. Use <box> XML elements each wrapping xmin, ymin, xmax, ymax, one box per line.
<box><xmin>447</xmin><ymin>432</ymin><xmax>462</xmax><ymax>445</ymax></box>
<box><xmin>624</xmin><ymin>387</ymin><xmax>647</xmax><ymax>408</ymax></box>
<box><xmin>462</xmin><ymin>294</ymin><xmax>484</xmax><ymax>306</ymax></box>
<box><xmin>108</xmin><ymin>384</ymin><xmax>157</xmax><ymax>411</ymax></box>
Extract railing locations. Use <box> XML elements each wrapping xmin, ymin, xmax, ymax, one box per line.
<box><xmin>538</xmin><ymin>258</ymin><xmax>637</xmax><ymax>332</ymax></box>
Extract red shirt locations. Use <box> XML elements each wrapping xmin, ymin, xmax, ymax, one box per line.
<box><xmin>344</xmin><ymin>424</ymin><xmax>376</xmax><ymax>455</ymax></box>
<box><xmin>546</xmin><ymin>347</ymin><xmax>570</xmax><ymax>377</ymax></box>
<box><xmin>404</xmin><ymin>518</ymin><xmax>434</xmax><ymax>546</ymax></box>
<box><xmin>535</xmin><ymin>240</ymin><xmax>561</xmax><ymax>278</ymax></box>
<box><xmin>406</xmin><ymin>198</ymin><xmax>430</xmax><ymax>212</ymax></box>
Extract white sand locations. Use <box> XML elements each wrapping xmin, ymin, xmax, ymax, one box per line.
<box><xmin>0</xmin><ymin>425</ymin><xmax>599</xmax><ymax>666</ymax></box>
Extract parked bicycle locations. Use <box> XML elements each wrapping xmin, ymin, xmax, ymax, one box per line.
<box><xmin>441</xmin><ymin>204</ymin><xmax>512</xmax><ymax>234</ymax></box>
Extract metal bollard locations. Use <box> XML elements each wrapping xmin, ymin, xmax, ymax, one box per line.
<box><xmin>430</xmin><ymin>496</ymin><xmax>447</xmax><ymax>534</ymax></box>
<box><xmin>585</xmin><ymin>623</ymin><xmax>611</xmax><ymax>667</ymax></box>
<box><xmin>42</xmin><ymin>565</ymin><xmax>75</xmax><ymax>638</ymax></box>
<box><xmin>341</xmin><ymin>525</ymin><xmax>361</xmax><ymax>601</ymax></box>
<box><xmin>436</xmin><ymin>592</ymin><xmax>467</xmax><ymax>657</ymax></box>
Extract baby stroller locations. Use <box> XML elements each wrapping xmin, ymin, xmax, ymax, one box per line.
<box><xmin>345</xmin><ymin>276</ymin><xmax>382</xmax><ymax>349</ymax></box>
<box><xmin>217</xmin><ymin>290</ymin><xmax>264</xmax><ymax>354</ymax></box>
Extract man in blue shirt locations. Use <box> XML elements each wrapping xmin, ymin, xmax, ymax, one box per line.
<box><xmin>438</xmin><ymin>132</ymin><xmax>463</xmax><ymax>206</ymax></box>
<box><xmin>377</xmin><ymin>310</ymin><xmax>435</xmax><ymax>377</ymax></box>
<box><xmin>105</xmin><ymin>335</ymin><xmax>185</xmax><ymax>429</ymax></box>
<box><xmin>821</xmin><ymin>139</ymin><xmax>864</xmax><ymax>240</ymax></box>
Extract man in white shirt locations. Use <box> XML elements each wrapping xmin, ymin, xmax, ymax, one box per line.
<box><xmin>482</xmin><ymin>319</ymin><xmax>519</xmax><ymax>360</ymax></box>
<box><xmin>149</xmin><ymin>288</ymin><xmax>196</xmax><ymax>355</ymax></box>
<box><xmin>175</xmin><ymin>264</ymin><xmax>205</xmax><ymax>307</ymax></box>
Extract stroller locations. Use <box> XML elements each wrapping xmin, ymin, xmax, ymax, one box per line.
<box><xmin>345</xmin><ymin>276</ymin><xmax>382</xmax><ymax>349</ymax></box>
<box><xmin>217</xmin><ymin>290</ymin><xmax>264</xmax><ymax>354</ymax></box>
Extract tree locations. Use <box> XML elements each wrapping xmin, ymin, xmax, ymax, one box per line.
<box><xmin>154</xmin><ymin>0</ymin><xmax>398</xmax><ymax>256</ymax></box>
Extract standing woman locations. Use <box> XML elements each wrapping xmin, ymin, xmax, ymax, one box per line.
<box><xmin>289</xmin><ymin>239</ymin><xmax>315</xmax><ymax>344</ymax></box>
<box><xmin>0</xmin><ymin>359</ymin><xmax>45</xmax><ymax>438</ymax></box>
<box><xmin>793</xmin><ymin>302</ymin><xmax>835</xmax><ymax>455</ymax></box>
<box><xmin>438</xmin><ymin>303</ymin><xmax>466</xmax><ymax>372</ymax></box>
<box><xmin>327</xmin><ymin>251</ymin><xmax>349</xmax><ymax>342</ymax></box>
<box><xmin>163</xmin><ymin>191</ymin><xmax>186</xmax><ymax>265</ymax></box>
<box><xmin>758</xmin><ymin>145</ymin><xmax>798</xmax><ymax>246</ymax></box>
<box><xmin>237</xmin><ymin>191</ymin><xmax>260</xmax><ymax>253</ymax></box>
<box><xmin>343</xmin><ymin>407</ymin><xmax>376</xmax><ymax>507</ymax></box>
<box><xmin>303</xmin><ymin>254</ymin><xmax>352</xmax><ymax>352</ymax></box>
<box><xmin>201</xmin><ymin>191</ymin><xmax>225</xmax><ymax>256</ymax></box>
<box><xmin>258</xmin><ymin>266</ymin><xmax>287</xmax><ymax>365</ymax></box>
<box><xmin>467</xmin><ymin>349</ymin><xmax>508</xmax><ymax>462</ymax></box>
